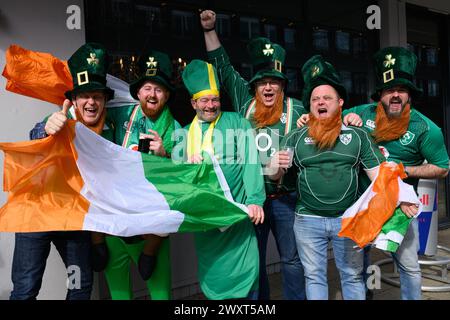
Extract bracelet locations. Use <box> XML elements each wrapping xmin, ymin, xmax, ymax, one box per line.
<box><xmin>203</xmin><ymin>26</ymin><xmax>215</xmax><ymax>32</ymax></box>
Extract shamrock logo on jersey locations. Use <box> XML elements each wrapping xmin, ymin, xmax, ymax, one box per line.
<box><xmin>399</xmin><ymin>131</ymin><xmax>415</xmax><ymax>145</ymax></box>
<box><xmin>280</xmin><ymin>113</ymin><xmax>287</xmax><ymax>124</ymax></box>
<box><xmin>339</xmin><ymin>133</ymin><xmax>352</xmax><ymax>145</ymax></box>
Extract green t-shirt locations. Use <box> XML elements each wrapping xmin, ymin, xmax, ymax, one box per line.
<box><xmin>174</xmin><ymin>111</ymin><xmax>265</xmax><ymax>299</ymax></box>
<box><xmin>346</xmin><ymin>103</ymin><xmax>450</xmax><ymax>191</ymax></box>
<box><xmin>106</xmin><ymin>104</ymin><xmax>181</xmax><ymax>152</ymax></box>
<box><xmin>282</xmin><ymin>125</ymin><xmax>385</xmax><ymax>217</ymax></box>
<box><xmin>208</xmin><ymin>46</ymin><xmax>308</xmax><ymax>194</ymax></box>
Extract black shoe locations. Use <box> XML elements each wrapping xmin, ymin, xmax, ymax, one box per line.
<box><xmin>138</xmin><ymin>253</ymin><xmax>157</xmax><ymax>281</ymax></box>
<box><xmin>91</xmin><ymin>242</ymin><xmax>109</xmax><ymax>272</ymax></box>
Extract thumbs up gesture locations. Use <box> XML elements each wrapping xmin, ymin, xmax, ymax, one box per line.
<box><xmin>44</xmin><ymin>99</ymin><xmax>72</xmax><ymax>135</ymax></box>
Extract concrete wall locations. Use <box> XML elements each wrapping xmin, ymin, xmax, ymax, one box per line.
<box><xmin>0</xmin><ymin>0</ymin><xmax>85</xmax><ymax>299</ymax></box>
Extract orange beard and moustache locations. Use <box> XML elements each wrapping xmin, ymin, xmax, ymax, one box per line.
<box><xmin>74</xmin><ymin>107</ymin><xmax>106</xmax><ymax>135</ymax></box>
<box><xmin>253</xmin><ymin>91</ymin><xmax>284</xmax><ymax>128</ymax></box>
<box><xmin>372</xmin><ymin>102</ymin><xmax>410</xmax><ymax>143</ymax></box>
<box><xmin>308</xmin><ymin>108</ymin><xmax>342</xmax><ymax>150</ymax></box>
<box><xmin>141</xmin><ymin>100</ymin><xmax>164</xmax><ymax>120</ymax></box>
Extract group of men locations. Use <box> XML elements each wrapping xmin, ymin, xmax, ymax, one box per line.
<box><xmin>8</xmin><ymin>10</ymin><xmax>449</xmax><ymax>300</ymax></box>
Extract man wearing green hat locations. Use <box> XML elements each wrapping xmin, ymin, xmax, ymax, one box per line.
<box><xmin>172</xmin><ymin>59</ymin><xmax>265</xmax><ymax>299</ymax></box>
<box><xmin>269</xmin><ymin>55</ymin><xmax>386</xmax><ymax>300</ymax></box>
<box><xmin>343</xmin><ymin>47</ymin><xmax>449</xmax><ymax>300</ymax></box>
<box><xmin>99</xmin><ymin>49</ymin><xmax>181</xmax><ymax>300</ymax></box>
<box><xmin>11</xmin><ymin>43</ymin><xmax>115</xmax><ymax>300</ymax></box>
<box><xmin>200</xmin><ymin>9</ymin><xmax>306</xmax><ymax>300</ymax></box>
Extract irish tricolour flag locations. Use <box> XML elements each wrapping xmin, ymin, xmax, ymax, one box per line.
<box><xmin>0</xmin><ymin>121</ymin><xmax>248</xmax><ymax>236</ymax></box>
<box><xmin>339</xmin><ymin>162</ymin><xmax>422</xmax><ymax>252</ymax></box>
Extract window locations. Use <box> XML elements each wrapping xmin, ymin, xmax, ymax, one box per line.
<box><xmin>216</xmin><ymin>14</ymin><xmax>231</xmax><ymax>38</ymax></box>
<box><xmin>240</xmin><ymin>17</ymin><xmax>260</xmax><ymax>40</ymax></box>
<box><xmin>425</xmin><ymin>47</ymin><xmax>438</xmax><ymax>66</ymax></box>
<box><xmin>313</xmin><ymin>29</ymin><xmax>329</xmax><ymax>51</ymax></box>
<box><xmin>135</xmin><ymin>5</ymin><xmax>160</xmax><ymax>33</ymax></box>
<box><xmin>264</xmin><ymin>24</ymin><xmax>278</xmax><ymax>42</ymax></box>
<box><xmin>109</xmin><ymin>0</ymin><xmax>132</xmax><ymax>24</ymax></box>
<box><xmin>286</xmin><ymin>68</ymin><xmax>299</xmax><ymax>93</ymax></box>
<box><xmin>284</xmin><ymin>28</ymin><xmax>296</xmax><ymax>50</ymax></box>
<box><xmin>353</xmin><ymin>73</ymin><xmax>368</xmax><ymax>96</ymax></box>
<box><xmin>335</xmin><ymin>31</ymin><xmax>350</xmax><ymax>54</ymax></box>
<box><xmin>428</xmin><ymin>79</ymin><xmax>439</xmax><ymax>97</ymax></box>
<box><xmin>352</xmin><ymin>35</ymin><xmax>367</xmax><ymax>57</ymax></box>
<box><xmin>240</xmin><ymin>63</ymin><xmax>253</xmax><ymax>81</ymax></box>
<box><xmin>339</xmin><ymin>71</ymin><xmax>352</xmax><ymax>94</ymax></box>
<box><xmin>172</xmin><ymin>10</ymin><xmax>194</xmax><ymax>37</ymax></box>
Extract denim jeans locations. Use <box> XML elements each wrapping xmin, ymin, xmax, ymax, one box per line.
<box><xmin>293</xmin><ymin>214</ymin><xmax>365</xmax><ymax>300</ymax></box>
<box><xmin>391</xmin><ymin>218</ymin><xmax>422</xmax><ymax>300</ymax></box>
<box><xmin>10</xmin><ymin>231</ymin><xmax>93</xmax><ymax>300</ymax></box>
<box><xmin>254</xmin><ymin>192</ymin><xmax>305</xmax><ymax>300</ymax></box>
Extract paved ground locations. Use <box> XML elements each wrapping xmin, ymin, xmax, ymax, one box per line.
<box><xmin>186</xmin><ymin>228</ymin><xmax>450</xmax><ymax>300</ymax></box>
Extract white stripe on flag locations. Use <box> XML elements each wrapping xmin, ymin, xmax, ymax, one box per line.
<box><xmin>74</xmin><ymin>123</ymin><xmax>184</xmax><ymax>236</ymax></box>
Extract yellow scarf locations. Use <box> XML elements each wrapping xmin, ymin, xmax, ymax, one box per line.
<box><xmin>187</xmin><ymin>113</ymin><xmax>222</xmax><ymax>161</ymax></box>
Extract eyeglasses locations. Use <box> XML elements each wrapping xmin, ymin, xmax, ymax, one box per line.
<box><xmin>255</xmin><ymin>80</ymin><xmax>282</xmax><ymax>87</ymax></box>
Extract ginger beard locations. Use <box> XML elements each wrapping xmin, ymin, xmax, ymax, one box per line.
<box><xmin>253</xmin><ymin>91</ymin><xmax>284</xmax><ymax>128</ymax></box>
<box><xmin>308</xmin><ymin>108</ymin><xmax>342</xmax><ymax>150</ymax></box>
<box><xmin>373</xmin><ymin>102</ymin><xmax>410</xmax><ymax>143</ymax></box>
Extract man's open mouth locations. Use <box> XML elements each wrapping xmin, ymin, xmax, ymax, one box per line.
<box><xmin>318</xmin><ymin>107</ymin><xmax>328</xmax><ymax>115</ymax></box>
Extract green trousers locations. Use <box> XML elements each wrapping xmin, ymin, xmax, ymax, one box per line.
<box><xmin>104</xmin><ymin>236</ymin><xmax>171</xmax><ymax>300</ymax></box>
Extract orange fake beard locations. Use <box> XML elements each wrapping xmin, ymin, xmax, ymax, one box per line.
<box><xmin>74</xmin><ymin>107</ymin><xmax>106</xmax><ymax>135</ymax></box>
<box><xmin>253</xmin><ymin>91</ymin><xmax>284</xmax><ymax>128</ymax></box>
<box><xmin>308</xmin><ymin>108</ymin><xmax>342</xmax><ymax>150</ymax></box>
<box><xmin>372</xmin><ymin>102</ymin><xmax>410</xmax><ymax>143</ymax></box>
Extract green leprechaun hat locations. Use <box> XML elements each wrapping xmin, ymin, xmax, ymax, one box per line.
<box><xmin>371</xmin><ymin>46</ymin><xmax>422</xmax><ymax>101</ymax></box>
<box><xmin>129</xmin><ymin>50</ymin><xmax>175</xmax><ymax>100</ymax></box>
<box><xmin>182</xmin><ymin>59</ymin><xmax>220</xmax><ymax>99</ymax></box>
<box><xmin>65</xmin><ymin>43</ymin><xmax>114</xmax><ymax>100</ymax></box>
<box><xmin>301</xmin><ymin>55</ymin><xmax>348</xmax><ymax>110</ymax></box>
<box><xmin>247</xmin><ymin>37</ymin><xmax>288</xmax><ymax>85</ymax></box>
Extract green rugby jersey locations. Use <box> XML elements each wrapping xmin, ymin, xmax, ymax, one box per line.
<box><xmin>282</xmin><ymin>125</ymin><xmax>385</xmax><ymax>217</ymax></box>
<box><xmin>208</xmin><ymin>46</ymin><xmax>307</xmax><ymax>194</ymax></box>
<box><xmin>346</xmin><ymin>103</ymin><xmax>450</xmax><ymax>191</ymax></box>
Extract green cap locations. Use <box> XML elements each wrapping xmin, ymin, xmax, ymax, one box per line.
<box><xmin>182</xmin><ymin>59</ymin><xmax>220</xmax><ymax>99</ymax></box>
<box><xmin>371</xmin><ymin>46</ymin><xmax>422</xmax><ymax>101</ymax></box>
<box><xmin>129</xmin><ymin>50</ymin><xmax>175</xmax><ymax>100</ymax></box>
<box><xmin>247</xmin><ymin>37</ymin><xmax>288</xmax><ymax>85</ymax></box>
<box><xmin>65</xmin><ymin>43</ymin><xmax>114</xmax><ymax>100</ymax></box>
<box><xmin>301</xmin><ymin>55</ymin><xmax>348</xmax><ymax>110</ymax></box>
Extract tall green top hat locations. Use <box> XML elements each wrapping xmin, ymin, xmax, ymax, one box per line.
<box><xmin>371</xmin><ymin>46</ymin><xmax>422</xmax><ymax>101</ymax></box>
<box><xmin>247</xmin><ymin>37</ymin><xmax>288</xmax><ymax>85</ymax></box>
<box><xmin>182</xmin><ymin>59</ymin><xmax>220</xmax><ymax>99</ymax></box>
<box><xmin>301</xmin><ymin>55</ymin><xmax>347</xmax><ymax>110</ymax></box>
<box><xmin>65</xmin><ymin>43</ymin><xmax>114</xmax><ymax>100</ymax></box>
<box><xmin>129</xmin><ymin>50</ymin><xmax>175</xmax><ymax>100</ymax></box>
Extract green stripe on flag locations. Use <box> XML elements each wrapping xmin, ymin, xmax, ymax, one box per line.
<box><xmin>141</xmin><ymin>153</ymin><xmax>248</xmax><ymax>232</ymax></box>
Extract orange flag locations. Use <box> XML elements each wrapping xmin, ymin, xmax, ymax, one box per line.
<box><xmin>0</xmin><ymin>122</ymin><xmax>88</xmax><ymax>232</ymax></box>
<box><xmin>2</xmin><ymin>45</ymin><xmax>72</xmax><ymax>106</ymax></box>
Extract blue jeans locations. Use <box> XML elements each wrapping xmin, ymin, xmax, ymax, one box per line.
<box><xmin>255</xmin><ymin>192</ymin><xmax>305</xmax><ymax>300</ymax></box>
<box><xmin>391</xmin><ymin>218</ymin><xmax>422</xmax><ymax>300</ymax></box>
<box><xmin>293</xmin><ymin>214</ymin><xmax>365</xmax><ymax>300</ymax></box>
<box><xmin>10</xmin><ymin>231</ymin><xmax>93</xmax><ymax>300</ymax></box>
